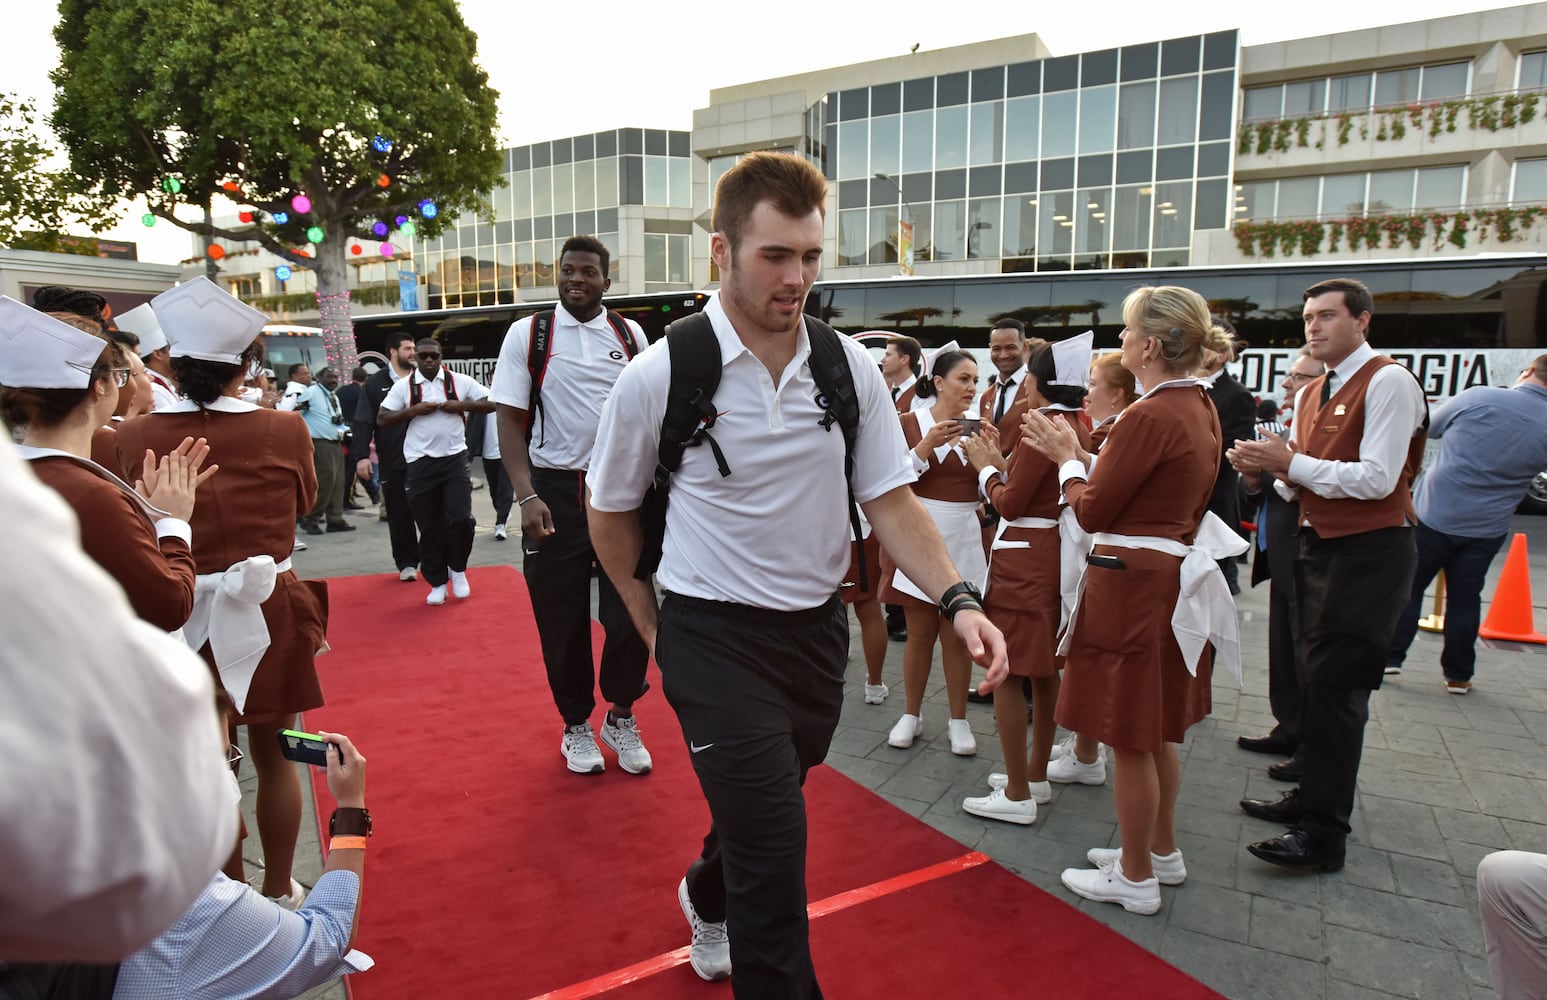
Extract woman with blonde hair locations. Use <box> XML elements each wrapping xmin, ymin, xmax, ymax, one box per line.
<box><xmin>1023</xmin><ymin>285</ymin><xmax>1245</xmax><ymax>914</ymax></box>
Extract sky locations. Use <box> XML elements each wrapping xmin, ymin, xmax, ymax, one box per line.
<box><xmin>0</xmin><ymin>0</ymin><xmax>1527</xmax><ymax>265</ymax></box>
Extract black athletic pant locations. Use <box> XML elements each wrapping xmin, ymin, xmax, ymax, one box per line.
<box><xmin>660</xmin><ymin>592</ymin><xmax>847</xmax><ymax>1000</ymax></box>
<box><xmin>526</xmin><ymin>467</ymin><xmax>648</xmax><ymax>726</ymax></box>
<box><xmin>1294</xmin><ymin>526</ymin><xmax>1416</xmax><ymax>842</ymax></box>
<box><xmin>1266</xmin><ymin>578</ymin><xmax>1305</xmax><ymax>753</ymax></box>
<box><xmin>482</xmin><ymin>457</ymin><xmax>514</xmax><ymax>526</ymax></box>
<box><xmin>405</xmin><ymin>453</ymin><xmax>474</xmax><ymax>587</ymax></box>
<box><xmin>377</xmin><ymin>463</ymin><xmax>420</xmax><ymax>572</ymax></box>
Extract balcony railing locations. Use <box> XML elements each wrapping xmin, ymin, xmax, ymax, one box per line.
<box><xmin>1231</xmin><ymin>202</ymin><xmax>1547</xmax><ymax>258</ymax></box>
<box><xmin>1237</xmin><ymin>87</ymin><xmax>1547</xmax><ymax>156</ymax></box>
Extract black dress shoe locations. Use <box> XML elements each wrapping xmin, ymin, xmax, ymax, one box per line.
<box><xmin>326</xmin><ymin>521</ymin><xmax>357</xmax><ymax>533</ymax></box>
<box><xmin>888</xmin><ymin>628</ymin><xmax>908</xmax><ymax>642</ymax></box>
<box><xmin>1247</xmin><ymin>827</ymin><xmax>1345</xmax><ymax>872</ymax></box>
<box><xmin>967</xmin><ymin>689</ymin><xmax>994</xmax><ymax>705</ymax></box>
<box><xmin>1240</xmin><ymin>788</ymin><xmax>1303</xmax><ymax>823</ymax></box>
<box><xmin>302</xmin><ymin>522</ymin><xmax>324</xmax><ymax>536</ymax></box>
<box><xmin>1267</xmin><ymin>758</ymin><xmax>1303</xmax><ymax>783</ymax></box>
<box><xmin>1237</xmin><ymin>732</ymin><xmax>1295</xmax><ymax>756</ymax></box>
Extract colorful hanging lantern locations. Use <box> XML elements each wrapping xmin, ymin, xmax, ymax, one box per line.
<box><xmin>371</xmin><ymin>221</ymin><xmax>389</xmax><ymax>237</ymax></box>
<box><xmin>275</xmin><ymin>265</ymin><xmax>292</xmax><ymax>280</ymax></box>
<box><xmin>306</xmin><ymin>226</ymin><xmax>325</xmax><ymax>243</ymax></box>
<box><xmin>291</xmin><ymin>194</ymin><xmax>312</xmax><ymax>214</ymax></box>
<box><xmin>418</xmin><ymin>200</ymin><xmax>438</xmax><ymax>219</ymax></box>
<box><xmin>372</xmin><ymin>135</ymin><xmax>393</xmax><ymax>154</ymax></box>
<box><xmin>141</xmin><ymin>213</ymin><xmax>156</xmax><ymax>227</ymax></box>
<box><xmin>273</xmin><ymin>211</ymin><xmax>289</xmax><ymax>225</ymax></box>
<box><xmin>207</xmin><ymin>244</ymin><xmax>226</xmax><ymax>260</ymax></box>
<box><xmin>238</xmin><ymin>210</ymin><xmax>253</xmax><ymax>223</ymax></box>
<box><xmin>378</xmin><ymin>173</ymin><xmax>391</xmax><ymax>188</ymax></box>
<box><xmin>162</xmin><ymin>177</ymin><xmax>182</xmax><ymax>194</ymax></box>
<box><xmin>399</xmin><ymin>220</ymin><xmax>417</xmax><ymax>237</ymax></box>
<box><xmin>351</xmin><ymin>244</ymin><xmax>363</xmax><ymax>255</ymax></box>
<box><xmin>380</xmin><ymin>243</ymin><xmax>396</xmax><ymax>257</ymax></box>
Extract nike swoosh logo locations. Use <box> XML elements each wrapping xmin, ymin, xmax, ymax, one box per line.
<box><xmin>690</xmin><ymin>742</ymin><xmax>714</xmax><ymax>753</ymax></box>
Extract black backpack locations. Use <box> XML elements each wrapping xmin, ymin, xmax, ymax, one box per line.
<box><xmin>633</xmin><ymin>312</ymin><xmax>866</xmax><ymax>589</ymax></box>
<box><xmin>525</xmin><ymin>309</ymin><xmax>640</xmax><ymax>446</ymax></box>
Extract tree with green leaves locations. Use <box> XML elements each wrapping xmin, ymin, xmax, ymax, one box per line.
<box><xmin>51</xmin><ymin>0</ymin><xmax>502</xmax><ymax>367</ymax></box>
<box><xmin>0</xmin><ymin>92</ymin><xmax>117</xmax><ymax>254</ymax></box>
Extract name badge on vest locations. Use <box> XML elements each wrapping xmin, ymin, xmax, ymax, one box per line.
<box><xmin>1333</xmin><ymin>404</ymin><xmax>1346</xmax><ymax>416</ymax></box>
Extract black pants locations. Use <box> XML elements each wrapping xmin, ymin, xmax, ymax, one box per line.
<box><xmin>405</xmin><ymin>454</ymin><xmax>474</xmax><ymax>587</ymax></box>
<box><xmin>1388</xmin><ymin>521</ymin><xmax>1508</xmax><ymax>682</ymax></box>
<box><xmin>378</xmin><ymin>463</ymin><xmax>420</xmax><ymax>572</ymax></box>
<box><xmin>660</xmin><ymin>592</ymin><xmax>847</xmax><ymax>1000</ymax></box>
<box><xmin>1267</xmin><ymin>578</ymin><xmax>1306</xmax><ymax>751</ymax></box>
<box><xmin>1294</xmin><ymin>526</ymin><xmax>1416</xmax><ymax>841</ymax></box>
<box><xmin>525</xmin><ymin>467</ymin><xmax>648</xmax><ymax>726</ymax></box>
<box><xmin>482</xmin><ymin>457</ymin><xmax>515</xmax><ymax>526</ymax></box>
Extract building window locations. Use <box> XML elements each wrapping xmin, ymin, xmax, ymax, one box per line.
<box><xmin>230</xmin><ymin>276</ymin><xmax>259</xmax><ymax>299</ymax></box>
<box><xmin>1237</xmin><ymin>165</ymin><xmax>1468</xmax><ymax>221</ymax></box>
<box><xmin>1514</xmin><ymin>158</ymin><xmax>1547</xmax><ymax>204</ymax></box>
<box><xmin>1243</xmin><ymin>60</ymin><xmax>1472</xmax><ymax>122</ymax></box>
<box><xmin>1522</xmin><ymin>52</ymin><xmax>1547</xmax><ymax>90</ymax></box>
<box><xmin>644</xmin><ymin>233</ymin><xmax>689</xmax><ymax>283</ymax></box>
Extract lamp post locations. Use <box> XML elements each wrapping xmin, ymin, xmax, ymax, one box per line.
<box><xmin>873</xmin><ymin>172</ymin><xmax>915</xmax><ymax>276</ymax></box>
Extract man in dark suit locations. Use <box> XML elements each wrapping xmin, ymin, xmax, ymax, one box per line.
<box><xmin>1236</xmin><ymin>351</ymin><xmax>1326</xmax><ymax>774</ymax></box>
<box><xmin>337</xmin><ymin>366</ymin><xmax>375</xmax><ymax>510</ymax></box>
<box><xmin>351</xmin><ymin>333</ymin><xmax>421</xmax><ymax>580</ymax></box>
<box><xmin>1203</xmin><ymin>329</ymin><xmax>1257</xmax><ymax>595</ymax></box>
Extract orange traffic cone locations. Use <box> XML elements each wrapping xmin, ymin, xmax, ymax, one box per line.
<box><xmin>1479</xmin><ymin>533</ymin><xmax>1547</xmax><ymax>645</ymax></box>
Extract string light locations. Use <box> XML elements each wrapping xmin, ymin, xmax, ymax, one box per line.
<box><xmin>372</xmin><ymin>135</ymin><xmax>393</xmax><ymax>153</ymax></box>
<box><xmin>275</xmin><ymin>265</ymin><xmax>292</xmax><ymax>280</ymax></box>
<box><xmin>273</xmin><ymin>211</ymin><xmax>289</xmax><ymax>225</ymax></box>
<box><xmin>141</xmin><ymin>213</ymin><xmax>156</xmax><ymax>227</ymax></box>
<box><xmin>306</xmin><ymin>225</ymin><xmax>325</xmax><ymax>243</ymax></box>
<box><xmin>418</xmin><ymin>200</ymin><xmax>438</xmax><ymax>219</ymax></box>
<box><xmin>380</xmin><ymin>243</ymin><xmax>395</xmax><ymax>257</ymax></box>
<box><xmin>371</xmin><ymin>221</ymin><xmax>389</xmax><ymax>237</ymax></box>
<box><xmin>162</xmin><ymin>177</ymin><xmax>182</xmax><ymax>194</ymax></box>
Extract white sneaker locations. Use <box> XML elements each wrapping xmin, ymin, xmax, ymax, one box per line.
<box><xmin>561</xmin><ymin>723</ymin><xmax>605</xmax><ymax>774</ymax></box>
<box><xmin>1048</xmin><ymin>751</ymin><xmax>1107</xmax><ymax>785</ymax></box>
<box><xmin>864</xmin><ymin>682</ymin><xmax>889</xmax><ymax>704</ymax></box>
<box><xmin>1087</xmin><ymin>847</ymin><xmax>1188</xmax><ymax>886</ymax></box>
<box><xmin>888</xmin><ymin>713</ymin><xmax>921</xmax><ymax>748</ymax></box>
<box><xmin>678</xmin><ymin>877</ymin><xmax>731</xmax><ymax>981</ymax></box>
<box><xmin>1061</xmin><ymin>858</ymin><xmax>1162</xmax><ymax>915</ymax></box>
<box><xmin>425</xmin><ymin>585</ymin><xmax>447</xmax><ymax>606</ymax></box>
<box><xmin>599</xmin><ymin>714</ymin><xmax>653</xmax><ymax>775</ymax></box>
<box><xmin>494</xmin><ymin>522</ymin><xmax>508</xmax><ymax>541</ymax></box>
<box><xmin>948</xmin><ymin>718</ymin><xmax>977</xmax><ymax>756</ymax></box>
<box><xmin>963</xmin><ymin>787</ymin><xmax>1037</xmax><ymax>825</ymax></box>
<box><xmin>292</xmin><ymin>536</ymin><xmax>308</xmax><ymax>552</ymax></box>
<box><xmin>449</xmin><ymin>570</ymin><xmax>471</xmax><ymax>599</ymax></box>
<box><xmin>262</xmin><ymin>877</ymin><xmax>306</xmax><ymax>911</ymax></box>
<box><xmin>1050</xmin><ymin>732</ymin><xmax>1106</xmax><ymax>763</ymax></box>
<box><xmin>986</xmin><ymin>774</ymin><xmax>1052</xmax><ymax>803</ymax></box>
<box><xmin>399</xmin><ymin>566</ymin><xmax>418</xmax><ymax>582</ymax></box>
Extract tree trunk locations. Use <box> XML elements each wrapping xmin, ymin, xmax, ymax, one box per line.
<box><xmin>315</xmin><ymin>219</ymin><xmax>357</xmax><ymax>370</ymax></box>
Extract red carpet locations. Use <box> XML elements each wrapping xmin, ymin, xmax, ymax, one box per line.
<box><xmin>306</xmin><ymin>566</ymin><xmax>1220</xmax><ymax>999</ymax></box>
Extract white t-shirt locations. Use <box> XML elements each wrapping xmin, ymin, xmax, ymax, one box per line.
<box><xmin>379</xmin><ymin>367</ymin><xmax>491</xmax><ymax>463</ymax></box>
<box><xmin>0</xmin><ymin>438</ymin><xmax>237</xmax><ymax>961</ymax></box>
<box><xmin>589</xmin><ymin>294</ymin><xmax>915</xmax><ymax>611</ymax></box>
<box><xmin>489</xmin><ymin>304</ymin><xmax>645</xmax><ymax>472</ymax></box>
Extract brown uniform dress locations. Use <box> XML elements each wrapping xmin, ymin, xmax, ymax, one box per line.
<box><xmin>116</xmin><ymin>404</ymin><xmax>328</xmax><ymax>724</ymax></box>
<box><xmin>27</xmin><ymin>456</ymin><xmax>196</xmax><ymax>633</ymax></box>
<box><xmin>878</xmin><ymin>410</ymin><xmax>981</xmax><ymax>608</ymax></box>
<box><xmin>982</xmin><ymin>410</ymin><xmax>1091</xmax><ymax>678</ymax></box>
<box><xmin>91</xmin><ymin>423</ymin><xmax>129</xmax><ymax>480</ymax></box>
<box><xmin>1089</xmin><ymin>414</ymin><xmax>1119</xmax><ymax>453</ymax></box>
<box><xmin>1055</xmin><ymin>383</ymin><xmax>1221</xmax><ymax>752</ymax></box>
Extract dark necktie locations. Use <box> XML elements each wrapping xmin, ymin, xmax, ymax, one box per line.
<box><xmin>1320</xmin><ymin>373</ymin><xmax>1335</xmax><ymax>406</ymax></box>
<box><xmin>890</xmin><ymin>385</ymin><xmax>900</xmax><ymax>402</ymax></box>
<box><xmin>993</xmin><ymin>378</ymin><xmax>1014</xmax><ymax>423</ymax></box>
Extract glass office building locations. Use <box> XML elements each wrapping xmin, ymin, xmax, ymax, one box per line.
<box><xmin>822</xmin><ymin>31</ymin><xmax>1238</xmax><ymax>272</ymax></box>
<box><xmin>415</xmin><ymin>128</ymin><xmax>694</xmax><ymax>310</ymax></box>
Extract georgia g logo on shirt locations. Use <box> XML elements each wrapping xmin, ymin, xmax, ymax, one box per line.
<box><xmin>609</xmin><ymin>350</ymin><xmax>625</xmax><ymax>361</ymax></box>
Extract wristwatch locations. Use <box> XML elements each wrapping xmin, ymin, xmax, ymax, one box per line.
<box><xmin>938</xmin><ymin>581</ymin><xmax>985</xmax><ymax>622</ymax></box>
<box><xmin>329</xmin><ymin>807</ymin><xmax>372</xmax><ymax>838</ymax></box>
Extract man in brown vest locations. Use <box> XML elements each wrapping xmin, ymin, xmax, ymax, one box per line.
<box><xmin>1227</xmin><ymin>277</ymin><xmax>1427</xmax><ymax>872</ymax></box>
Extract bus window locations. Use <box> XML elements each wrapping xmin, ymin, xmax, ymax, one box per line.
<box><xmin>956</xmin><ymin>277</ymin><xmax>1052</xmax><ymax>340</ymax></box>
<box><xmin>861</xmin><ymin>283</ymin><xmax>957</xmax><ymax>347</ymax></box>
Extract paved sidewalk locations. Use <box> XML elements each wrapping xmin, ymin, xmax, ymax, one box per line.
<box><xmin>279</xmin><ymin>488</ymin><xmax>1547</xmax><ymax>1000</ymax></box>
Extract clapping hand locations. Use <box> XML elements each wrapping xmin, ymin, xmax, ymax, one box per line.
<box><xmin>136</xmin><ymin>436</ymin><xmax>218</xmax><ymax>520</ymax></box>
<box><xmin>1021</xmin><ymin>408</ymin><xmax>1081</xmax><ymax>467</ymax></box>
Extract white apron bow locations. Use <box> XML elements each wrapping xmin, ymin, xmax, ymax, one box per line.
<box><xmin>181</xmin><ymin>555</ymin><xmax>289</xmax><ymax>713</ymax></box>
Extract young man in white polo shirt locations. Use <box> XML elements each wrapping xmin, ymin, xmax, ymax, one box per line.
<box><xmin>492</xmin><ymin>235</ymin><xmax>653</xmax><ymax>778</ymax></box>
<box><xmin>378</xmin><ymin>340</ymin><xmax>494</xmax><ymax>606</ymax></box>
<box><xmin>588</xmin><ymin>152</ymin><xmax>1008</xmax><ymax>997</ymax></box>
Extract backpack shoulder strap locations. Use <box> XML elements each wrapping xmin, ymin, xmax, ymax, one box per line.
<box><xmin>525</xmin><ymin>311</ymin><xmax>555</xmax><ymax>445</ymax></box>
<box><xmin>633</xmin><ymin>312</ymin><xmax>726</xmax><ymax>581</ymax></box>
<box><xmin>803</xmin><ymin>317</ymin><xmax>869</xmax><ymax>591</ymax></box>
<box><xmin>604</xmin><ymin>310</ymin><xmax>641</xmax><ymax>358</ymax></box>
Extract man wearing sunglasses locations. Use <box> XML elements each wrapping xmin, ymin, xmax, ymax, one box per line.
<box><xmin>378</xmin><ymin>340</ymin><xmax>495</xmax><ymax>606</ymax></box>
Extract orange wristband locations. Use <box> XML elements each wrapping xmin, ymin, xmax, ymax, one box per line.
<box><xmin>329</xmin><ymin>835</ymin><xmax>368</xmax><ymax>852</ymax></box>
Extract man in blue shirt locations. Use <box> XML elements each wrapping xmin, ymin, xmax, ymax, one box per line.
<box><xmin>298</xmin><ymin>366</ymin><xmax>356</xmax><ymax>535</ymax></box>
<box><xmin>1387</xmin><ymin>355</ymin><xmax>1547</xmax><ymax>692</ymax></box>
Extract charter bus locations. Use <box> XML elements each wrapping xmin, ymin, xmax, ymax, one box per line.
<box><xmin>348</xmin><ymin>291</ymin><xmax>710</xmax><ymax>386</ymax></box>
<box><xmin>805</xmin><ymin>254</ymin><xmax>1547</xmax><ymax>406</ymax></box>
<box><xmin>258</xmin><ymin>324</ymin><xmax>327</xmax><ymax>392</ymax></box>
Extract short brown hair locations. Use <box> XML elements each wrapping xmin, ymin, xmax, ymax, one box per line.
<box><xmin>1532</xmin><ymin>354</ymin><xmax>1547</xmax><ymax>383</ymax></box>
<box><xmin>1303</xmin><ymin>277</ymin><xmax>1374</xmax><ymax>319</ymax></box>
<box><xmin>712</xmin><ymin>152</ymin><xmax>828</xmax><ymax>252</ymax></box>
<box><xmin>1091</xmin><ymin>351</ymin><xmax>1139</xmax><ymax>406</ymax></box>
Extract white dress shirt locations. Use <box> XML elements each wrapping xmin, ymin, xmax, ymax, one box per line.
<box><xmin>988</xmin><ymin>364</ymin><xmax>1027</xmax><ymax>422</ymax></box>
<box><xmin>489</xmin><ymin>304</ymin><xmax>645</xmax><ymax>471</ymax></box>
<box><xmin>379</xmin><ymin>367</ymin><xmax>491</xmax><ymax>463</ymax></box>
<box><xmin>0</xmin><ymin>438</ymin><xmax>236</xmax><ymax>962</ymax></box>
<box><xmin>589</xmin><ymin>293</ymin><xmax>916</xmax><ymax>611</ymax></box>
<box><xmin>1276</xmin><ymin>342</ymin><xmax>1427</xmax><ymax>503</ymax></box>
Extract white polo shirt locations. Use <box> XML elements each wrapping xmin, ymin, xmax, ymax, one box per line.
<box><xmin>379</xmin><ymin>367</ymin><xmax>490</xmax><ymax>463</ymax></box>
<box><xmin>490</xmin><ymin>304</ymin><xmax>645</xmax><ymax>472</ymax></box>
<box><xmin>589</xmin><ymin>293</ymin><xmax>915</xmax><ymax>611</ymax></box>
